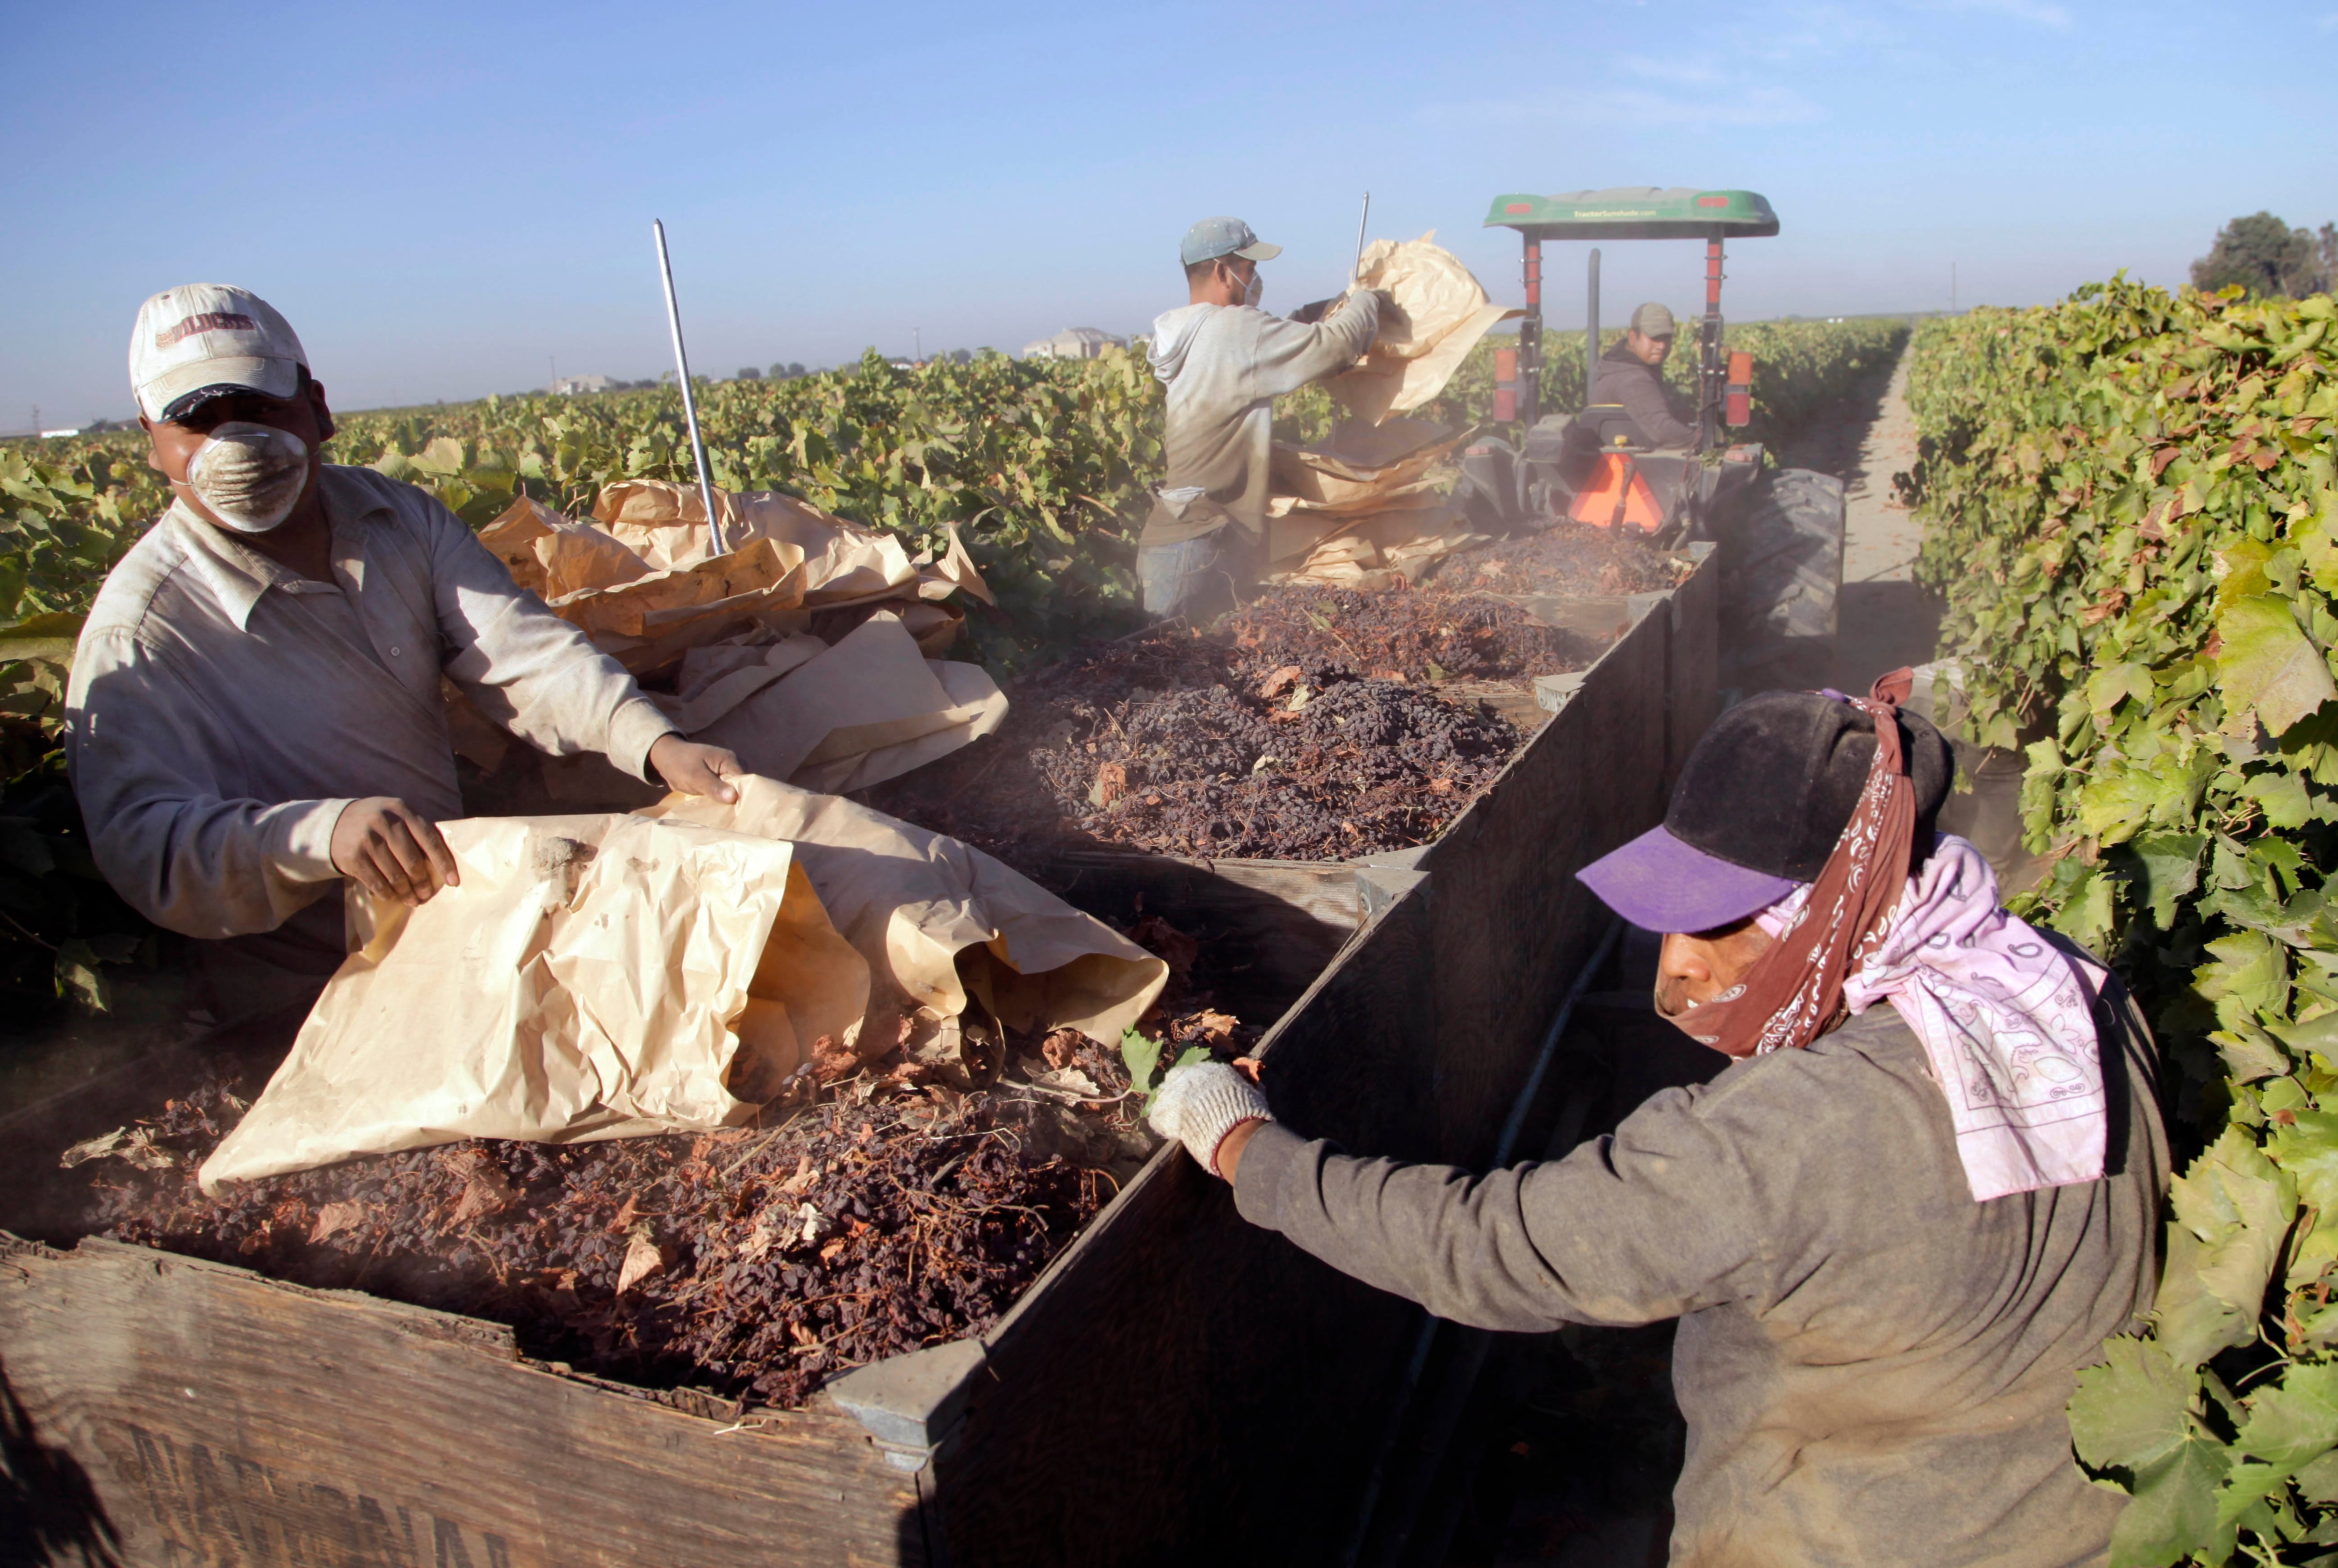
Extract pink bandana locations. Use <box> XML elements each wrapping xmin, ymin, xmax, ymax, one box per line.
<box><xmin>1757</xmin><ymin>834</ymin><xmax>2109</xmax><ymax>1202</ymax></box>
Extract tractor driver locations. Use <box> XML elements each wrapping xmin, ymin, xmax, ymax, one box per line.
<box><xmin>1147</xmin><ymin>681</ymin><xmax>2168</xmax><ymax>1566</ymax></box>
<box><xmin>65</xmin><ymin>283</ymin><xmax>743</xmax><ymax>1014</ymax></box>
<box><xmin>1593</xmin><ymin>302</ymin><xmax>1695</xmax><ymax>450</ymax></box>
<box><xmin>1136</xmin><ymin>218</ymin><xmax>1383</xmax><ymax>622</ymax></box>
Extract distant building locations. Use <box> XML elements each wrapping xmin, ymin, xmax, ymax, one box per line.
<box><xmin>550</xmin><ymin>374</ymin><xmax>612</xmax><ymax>395</ymax></box>
<box><xmin>1021</xmin><ymin>327</ymin><xmax>1125</xmax><ymax>361</ymax></box>
<box><xmin>39</xmin><ymin>428</ymin><xmax>79</xmax><ymax>439</ymax></box>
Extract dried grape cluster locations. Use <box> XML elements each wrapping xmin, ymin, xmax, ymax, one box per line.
<box><xmin>80</xmin><ymin>1050</ymin><xmax>1146</xmax><ymax>1409</ymax></box>
<box><xmin>1429</xmin><ymin>522</ymin><xmax>1688</xmax><ymax>599</ymax></box>
<box><xmin>1227</xmin><ymin>583</ymin><xmax>1595</xmax><ymax>684</ymax></box>
<box><xmin>874</xmin><ymin>619</ymin><xmax>1537</xmax><ymax>863</ymax></box>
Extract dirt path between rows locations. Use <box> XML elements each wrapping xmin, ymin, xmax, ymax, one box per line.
<box><xmin>1768</xmin><ymin>342</ymin><xmax>1944</xmax><ymax>693</ymax></box>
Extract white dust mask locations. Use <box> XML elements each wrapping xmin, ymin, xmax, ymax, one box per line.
<box><xmin>185</xmin><ymin>421</ymin><xmax>310</xmax><ymax>533</ymax></box>
<box><xmin>1241</xmin><ymin>269</ymin><xmax>1264</xmax><ymax>308</ymax></box>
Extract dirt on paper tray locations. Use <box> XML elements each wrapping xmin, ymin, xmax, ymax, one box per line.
<box><xmin>869</xmin><ymin>584</ymin><xmax>1602</xmax><ymax>866</ymax></box>
<box><xmin>73</xmin><ymin>923</ymin><xmax>1254</xmax><ymax>1411</ymax></box>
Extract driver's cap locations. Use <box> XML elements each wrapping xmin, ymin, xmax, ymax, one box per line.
<box><xmin>1630</xmin><ymin>302</ymin><xmax>1677</xmax><ymax>338</ymax></box>
<box><xmin>130</xmin><ymin>284</ymin><xmax>307</xmax><ymax>423</ymax></box>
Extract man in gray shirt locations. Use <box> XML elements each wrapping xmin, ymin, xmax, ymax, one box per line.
<box><xmin>1593</xmin><ymin>302</ymin><xmax>1696</xmax><ymax>450</ymax></box>
<box><xmin>1152</xmin><ymin>683</ymin><xmax>2166</xmax><ymax>1565</ymax></box>
<box><xmin>67</xmin><ymin>284</ymin><xmax>741</xmax><ymax>994</ymax></box>
<box><xmin>1136</xmin><ymin>218</ymin><xmax>1381</xmax><ymax>621</ymax></box>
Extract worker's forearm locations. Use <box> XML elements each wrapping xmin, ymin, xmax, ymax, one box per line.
<box><xmin>92</xmin><ymin>794</ymin><xmax>348</xmax><ymax>938</ymax></box>
<box><xmin>435</xmin><ymin>525</ymin><xmax>678</xmax><ymax>780</ymax></box>
<box><xmin>1247</xmin><ymin>292</ymin><xmax>1381</xmax><ymax>400</ymax></box>
<box><xmin>1230</xmin><ymin>1123</ymin><xmax>1578</xmax><ymax>1333</ymax></box>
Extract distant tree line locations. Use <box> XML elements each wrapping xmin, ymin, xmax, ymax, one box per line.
<box><xmin>2193</xmin><ymin>212</ymin><xmax>2336</xmax><ymax>299</ymax></box>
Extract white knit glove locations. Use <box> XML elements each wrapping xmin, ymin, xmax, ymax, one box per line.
<box><xmin>1148</xmin><ymin>1061</ymin><xmax>1272</xmax><ymax>1178</ymax></box>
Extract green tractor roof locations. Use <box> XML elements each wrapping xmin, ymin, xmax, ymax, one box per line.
<box><xmin>1483</xmin><ymin>187</ymin><xmax>1779</xmax><ymax>240</ymax></box>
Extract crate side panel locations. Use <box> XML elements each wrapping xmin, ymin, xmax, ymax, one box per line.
<box><xmin>0</xmin><ymin>1238</ymin><xmax>924</xmax><ymax>1568</ymax></box>
<box><xmin>933</xmin><ymin>893</ymin><xmax>1440</xmax><ymax>1566</ymax></box>
<box><xmin>1422</xmin><ymin>610</ymin><xmax>1671</xmax><ymax>1166</ymax></box>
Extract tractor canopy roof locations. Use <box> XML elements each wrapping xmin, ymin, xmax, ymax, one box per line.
<box><xmin>1484</xmin><ymin>187</ymin><xmax>1778</xmax><ymax>240</ymax></box>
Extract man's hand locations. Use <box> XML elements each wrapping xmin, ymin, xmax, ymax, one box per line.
<box><xmin>331</xmin><ymin>798</ymin><xmax>460</xmax><ymax>905</ymax></box>
<box><xmin>649</xmin><ymin>734</ymin><xmax>743</xmax><ymax>804</ymax></box>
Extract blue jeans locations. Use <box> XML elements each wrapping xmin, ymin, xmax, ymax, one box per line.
<box><xmin>1138</xmin><ymin>530</ymin><xmax>1256</xmax><ymax>622</ymax></box>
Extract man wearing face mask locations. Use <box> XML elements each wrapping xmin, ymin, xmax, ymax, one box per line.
<box><xmin>1146</xmin><ymin>679</ymin><xmax>2169</xmax><ymax>1565</ymax></box>
<box><xmin>65</xmin><ymin>283</ymin><xmax>742</xmax><ymax>1004</ymax></box>
<box><xmin>1137</xmin><ymin>217</ymin><xmax>1383</xmax><ymax>621</ymax></box>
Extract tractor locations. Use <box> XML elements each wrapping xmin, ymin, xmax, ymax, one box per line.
<box><xmin>1456</xmin><ymin>187</ymin><xmax>1847</xmax><ymax>692</ymax></box>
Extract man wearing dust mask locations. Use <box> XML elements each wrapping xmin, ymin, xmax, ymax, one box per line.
<box><xmin>1137</xmin><ymin>218</ymin><xmax>1384</xmax><ymax>621</ymax></box>
<box><xmin>65</xmin><ymin>284</ymin><xmax>743</xmax><ymax>1010</ymax></box>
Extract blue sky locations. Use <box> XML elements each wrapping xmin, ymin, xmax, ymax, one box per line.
<box><xmin>4</xmin><ymin>0</ymin><xmax>2332</xmax><ymax>429</ymax></box>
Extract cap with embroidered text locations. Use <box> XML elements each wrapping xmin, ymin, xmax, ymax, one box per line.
<box><xmin>130</xmin><ymin>284</ymin><xmax>308</xmax><ymax>423</ymax></box>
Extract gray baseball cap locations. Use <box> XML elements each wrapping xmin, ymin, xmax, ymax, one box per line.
<box><xmin>1630</xmin><ymin>302</ymin><xmax>1677</xmax><ymax>338</ymax></box>
<box><xmin>1180</xmin><ymin>217</ymin><xmax>1282</xmax><ymax>268</ymax></box>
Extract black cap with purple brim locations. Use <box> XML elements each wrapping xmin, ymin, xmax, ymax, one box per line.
<box><xmin>1576</xmin><ymin>690</ymin><xmax>1956</xmax><ymax>935</ymax></box>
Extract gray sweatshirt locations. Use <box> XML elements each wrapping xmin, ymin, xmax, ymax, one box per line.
<box><xmin>1235</xmin><ymin>996</ymin><xmax>2167</xmax><ymax>1567</ymax></box>
<box><xmin>1140</xmin><ymin>293</ymin><xmax>1380</xmax><ymax>548</ymax></box>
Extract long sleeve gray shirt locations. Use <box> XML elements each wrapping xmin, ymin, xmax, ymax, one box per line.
<box><xmin>1235</xmin><ymin>998</ymin><xmax>2168</xmax><ymax>1567</ymax></box>
<box><xmin>1593</xmin><ymin>343</ymin><xmax>1695</xmax><ymax>449</ymax></box>
<box><xmin>65</xmin><ymin>465</ymin><xmax>677</xmax><ymax>949</ymax></box>
<box><xmin>1140</xmin><ymin>293</ymin><xmax>1381</xmax><ymax>548</ymax></box>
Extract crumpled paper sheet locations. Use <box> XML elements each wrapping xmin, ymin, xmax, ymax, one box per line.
<box><xmin>200</xmin><ymin>812</ymin><xmax>869</xmax><ymax>1190</ymax></box>
<box><xmin>1269</xmin><ymin>503</ymin><xmax>1488</xmax><ymax>588</ymax></box>
<box><xmin>644</xmin><ymin>776</ymin><xmax>1168</xmax><ymax>1061</ymax></box>
<box><xmin>592</xmin><ymin>481</ymin><xmax>994</xmax><ymax>608</ymax></box>
<box><xmin>477</xmin><ymin>482</ymin><xmax>992</xmax><ymax>675</ymax></box>
<box><xmin>676</xmin><ymin>610</ymin><xmax>1007</xmax><ymax>795</ymax></box>
<box><xmin>1330</xmin><ymin>235</ymin><xmax>1522</xmax><ymax>426</ymax></box>
<box><xmin>1272</xmin><ymin>421</ymin><xmax>1464</xmax><ymax>511</ymax></box>
<box><xmin>447</xmin><ymin>611</ymin><xmax>1006</xmax><ymax>807</ymax></box>
<box><xmin>1265</xmin><ymin>419</ymin><xmax>1469</xmax><ymax>565</ymax></box>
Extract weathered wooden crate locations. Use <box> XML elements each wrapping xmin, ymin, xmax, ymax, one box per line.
<box><xmin>0</xmin><ymin>553</ymin><xmax>1715</xmax><ymax>1567</ymax></box>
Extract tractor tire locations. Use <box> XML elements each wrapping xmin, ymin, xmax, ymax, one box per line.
<box><xmin>1717</xmin><ymin>467</ymin><xmax>1844</xmax><ymax>693</ymax></box>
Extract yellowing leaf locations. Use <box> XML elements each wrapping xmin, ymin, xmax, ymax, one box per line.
<box><xmin>617</xmin><ymin>1231</ymin><xmax>665</xmax><ymax>1294</ymax></box>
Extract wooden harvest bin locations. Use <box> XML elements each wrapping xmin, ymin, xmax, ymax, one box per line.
<box><xmin>0</xmin><ymin>552</ymin><xmax>1715</xmax><ymax>1567</ymax></box>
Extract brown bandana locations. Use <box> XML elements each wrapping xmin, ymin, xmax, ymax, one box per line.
<box><xmin>1665</xmin><ymin>669</ymin><xmax>1918</xmax><ymax>1059</ymax></box>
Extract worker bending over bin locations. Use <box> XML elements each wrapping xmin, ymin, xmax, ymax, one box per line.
<box><xmin>1151</xmin><ymin>676</ymin><xmax>2167</xmax><ymax>1566</ymax></box>
<box><xmin>65</xmin><ymin>284</ymin><xmax>742</xmax><ymax>1011</ymax></box>
<box><xmin>1592</xmin><ymin>302</ymin><xmax>1694</xmax><ymax>450</ymax></box>
<box><xmin>1138</xmin><ymin>217</ymin><xmax>1382</xmax><ymax>620</ymax></box>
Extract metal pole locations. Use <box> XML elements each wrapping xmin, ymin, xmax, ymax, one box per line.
<box><xmin>652</xmin><ymin>219</ymin><xmax>726</xmax><ymax>555</ymax></box>
<box><xmin>1699</xmin><ymin>237</ymin><xmax>1725</xmax><ymax>454</ymax></box>
<box><xmin>1353</xmin><ymin>192</ymin><xmax>1371</xmax><ymax>285</ymax></box>
<box><xmin>1585</xmin><ymin>247</ymin><xmax>1602</xmax><ymax>408</ymax></box>
<box><xmin>1518</xmin><ymin>234</ymin><xmax>1542</xmax><ymax>430</ymax></box>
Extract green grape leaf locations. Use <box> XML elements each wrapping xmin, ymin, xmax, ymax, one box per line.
<box><xmin>2108</xmin><ymin>1437</ymin><xmax>2232</xmax><ymax>1568</ymax></box>
<box><xmin>2120</xmin><ymin>833</ymin><xmax>2205</xmax><ymax>929</ymax></box>
<box><xmin>2069</xmin><ymin>1336</ymin><xmax>2196</xmax><ymax>1472</ymax></box>
<box><xmin>2215</xmin><ymin>592</ymin><xmax>2337</xmax><ymax>737</ymax></box>
<box><xmin>2235</xmin><ymin>1362</ymin><xmax>2338</xmax><ymax>1475</ymax></box>
<box><xmin>1120</xmin><ymin>1028</ymin><xmax>1162</xmax><ymax>1096</ymax></box>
